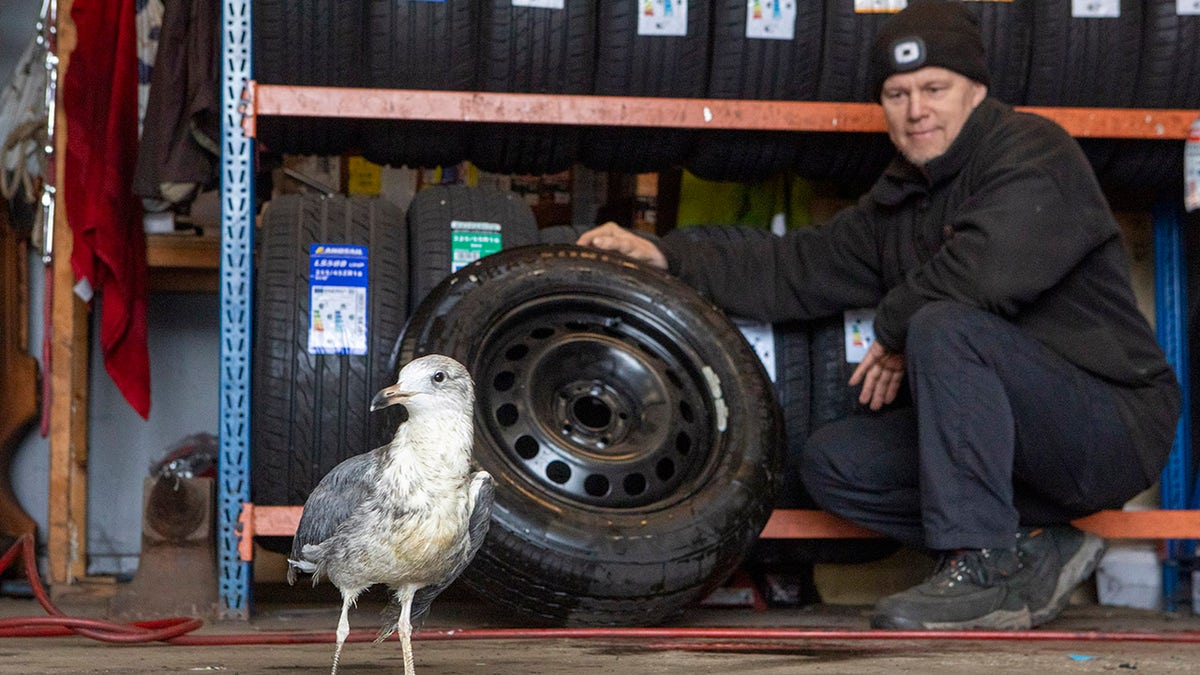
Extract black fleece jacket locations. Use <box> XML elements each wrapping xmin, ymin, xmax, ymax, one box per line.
<box><xmin>659</xmin><ymin>97</ymin><xmax>1180</xmax><ymax>481</ymax></box>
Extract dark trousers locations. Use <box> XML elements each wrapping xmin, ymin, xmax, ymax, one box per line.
<box><xmin>800</xmin><ymin>301</ymin><xmax>1149</xmax><ymax>551</ymax></box>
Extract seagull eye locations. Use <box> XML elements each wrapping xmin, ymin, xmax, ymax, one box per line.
<box><xmin>432</xmin><ymin>371</ymin><xmax>446</xmax><ymax>384</ymax></box>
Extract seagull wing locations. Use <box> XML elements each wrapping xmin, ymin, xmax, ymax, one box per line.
<box><xmin>287</xmin><ymin>450</ymin><xmax>379</xmax><ymax>584</ymax></box>
<box><xmin>376</xmin><ymin>472</ymin><xmax>495</xmax><ymax>641</ymax></box>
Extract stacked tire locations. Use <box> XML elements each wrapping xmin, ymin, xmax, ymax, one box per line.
<box><xmin>686</xmin><ymin>0</ymin><xmax>823</xmax><ymax>183</ymax></box>
<box><xmin>361</xmin><ymin>0</ymin><xmax>478</xmax><ymax>169</ymax></box>
<box><xmin>252</xmin><ymin>0</ymin><xmax>364</xmax><ymax>156</ymax></box>
<box><xmin>250</xmin><ymin>194</ymin><xmax>408</xmax><ymax>551</ymax></box>
<box><xmin>577</xmin><ymin>0</ymin><xmax>710</xmax><ymax>174</ymax></box>
<box><xmin>470</xmin><ymin>0</ymin><xmax>596</xmax><ymax>175</ymax></box>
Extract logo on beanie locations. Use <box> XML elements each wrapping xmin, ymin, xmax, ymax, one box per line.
<box><xmin>891</xmin><ymin>37</ymin><xmax>926</xmax><ymax>71</ymax></box>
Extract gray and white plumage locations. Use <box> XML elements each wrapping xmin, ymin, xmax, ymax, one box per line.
<box><xmin>287</xmin><ymin>354</ymin><xmax>493</xmax><ymax>675</ymax></box>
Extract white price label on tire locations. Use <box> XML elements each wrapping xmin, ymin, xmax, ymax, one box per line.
<box><xmin>512</xmin><ymin>0</ymin><xmax>564</xmax><ymax>8</ymax></box>
<box><xmin>638</xmin><ymin>0</ymin><xmax>688</xmax><ymax>36</ymax></box>
<box><xmin>854</xmin><ymin>0</ymin><xmax>906</xmax><ymax>14</ymax></box>
<box><xmin>1179</xmin><ymin>0</ymin><xmax>1200</xmax><ymax>16</ymax></box>
<box><xmin>1072</xmin><ymin>0</ymin><xmax>1119</xmax><ymax>18</ymax></box>
<box><xmin>1185</xmin><ymin>118</ymin><xmax>1200</xmax><ymax>212</ymax></box>
<box><xmin>734</xmin><ymin>319</ymin><xmax>776</xmax><ymax>382</ymax></box>
<box><xmin>746</xmin><ymin>0</ymin><xmax>796</xmax><ymax>40</ymax></box>
<box><xmin>844</xmin><ymin>309</ymin><xmax>876</xmax><ymax>364</ymax></box>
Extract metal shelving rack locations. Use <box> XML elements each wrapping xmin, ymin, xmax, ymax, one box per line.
<box><xmin>216</xmin><ymin>0</ymin><xmax>1195</xmax><ymax>618</ymax></box>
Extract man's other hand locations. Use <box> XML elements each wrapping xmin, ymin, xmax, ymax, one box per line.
<box><xmin>849</xmin><ymin>341</ymin><xmax>906</xmax><ymax>411</ymax></box>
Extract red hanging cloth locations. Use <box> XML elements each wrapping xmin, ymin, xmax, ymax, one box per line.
<box><xmin>63</xmin><ymin>0</ymin><xmax>151</xmax><ymax>419</ymax></box>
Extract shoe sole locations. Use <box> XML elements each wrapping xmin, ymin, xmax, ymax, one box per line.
<box><xmin>1030</xmin><ymin>532</ymin><xmax>1106</xmax><ymax>626</ymax></box>
<box><xmin>871</xmin><ymin>606</ymin><xmax>1032</xmax><ymax>631</ymax></box>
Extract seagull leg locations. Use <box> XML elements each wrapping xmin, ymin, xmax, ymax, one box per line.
<box><xmin>330</xmin><ymin>589</ymin><xmax>358</xmax><ymax>675</ymax></box>
<box><xmin>394</xmin><ymin>585</ymin><xmax>418</xmax><ymax>675</ymax></box>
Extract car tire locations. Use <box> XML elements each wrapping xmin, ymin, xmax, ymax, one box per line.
<box><xmin>251</xmin><ymin>194</ymin><xmax>408</xmax><ymax>550</ymax></box>
<box><xmin>398</xmin><ymin>245</ymin><xmax>784</xmax><ymax>625</ymax></box>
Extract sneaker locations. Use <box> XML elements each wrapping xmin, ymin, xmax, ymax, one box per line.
<box><xmin>870</xmin><ymin>548</ymin><xmax>1031</xmax><ymax>630</ymax></box>
<box><xmin>1013</xmin><ymin>525</ymin><xmax>1106</xmax><ymax>626</ymax></box>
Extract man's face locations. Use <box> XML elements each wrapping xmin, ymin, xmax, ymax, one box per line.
<box><xmin>880</xmin><ymin>67</ymin><xmax>987</xmax><ymax>166</ymax></box>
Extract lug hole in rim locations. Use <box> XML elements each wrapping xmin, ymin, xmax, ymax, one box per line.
<box><xmin>676</xmin><ymin>432</ymin><xmax>692</xmax><ymax>456</ymax></box>
<box><xmin>493</xmin><ymin>371</ymin><xmax>516</xmax><ymax>392</ymax></box>
<box><xmin>546</xmin><ymin>460</ymin><xmax>571</xmax><ymax>484</ymax></box>
<box><xmin>515</xmin><ymin>435</ymin><xmax>538</xmax><ymax>460</ymax></box>
<box><xmin>656</xmin><ymin>458</ymin><xmax>676</xmax><ymax>481</ymax></box>
<box><xmin>496</xmin><ymin>403</ymin><xmax>519</xmax><ymax>427</ymax></box>
<box><xmin>623</xmin><ymin>473</ymin><xmax>647</xmax><ymax>496</ymax></box>
<box><xmin>584</xmin><ymin>474</ymin><xmax>609</xmax><ymax>497</ymax></box>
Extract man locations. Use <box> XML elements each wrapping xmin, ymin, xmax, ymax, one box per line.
<box><xmin>578</xmin><ymin>0</ymin><xmax>1181</xmax><ymax>630</ymax></box>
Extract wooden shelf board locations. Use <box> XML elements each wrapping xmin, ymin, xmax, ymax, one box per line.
<box><xmin>146</xmin><ymin>234</ymin><xmax>220</xmax><ymax>269</ymax></box>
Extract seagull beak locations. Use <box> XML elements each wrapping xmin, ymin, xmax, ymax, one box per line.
<box><xmin>370</xmin><ymin>383</ymin><xmax>412</xmax><ymax>411</ymax></box>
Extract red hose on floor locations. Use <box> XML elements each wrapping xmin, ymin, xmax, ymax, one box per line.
<box><xmin>0</xmin><ymin>534</ymin><xmax>203</xmax><ymax>642</ymax></box>
<box><xmin>6</xmin><ymin>534</ymin><xmax>1200</xmax><ymax>647</ymax></box>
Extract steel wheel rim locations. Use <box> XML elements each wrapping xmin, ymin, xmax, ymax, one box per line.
<box><xmin>475</xmin><ymin>294</ymin><xmax>720</xmax><ymax>510</ymax></box>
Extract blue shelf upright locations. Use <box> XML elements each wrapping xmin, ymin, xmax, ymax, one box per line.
<box><xmin>1154</xmin><ymin>198</ymin><xmax>1194</xmax><ymax>611</ymax></box>
<box><xmin>217</xmin><ymin>0</ymin><xmax>254</xmax><ymax>620</ymax></box>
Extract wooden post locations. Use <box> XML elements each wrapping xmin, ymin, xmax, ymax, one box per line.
<box><xmin>46</xmin><ymin>0</ymin><xmax>90</xmax><ymax>586</ymax></box>
<box><xmin>0</xmin><ymin>205</ymin><xmax>39</xmax><ymax>540</ymax></box>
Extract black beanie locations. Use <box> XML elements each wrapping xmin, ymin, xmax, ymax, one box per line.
<box><xmin>868</xmin><ymin>0</ymin><xmax>990</xmax><ymax>98</ymax></box>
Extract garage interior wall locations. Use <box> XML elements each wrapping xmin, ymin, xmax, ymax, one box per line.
<box><xmin>5</xmin><ymin>0</ymin><xmax>223</xmax><ymax>575</ymax></box>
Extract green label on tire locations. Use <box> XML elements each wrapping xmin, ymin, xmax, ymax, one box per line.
<box><xmin>451</xmin><ymin>220</ymin><xmax>503</xmax><ymax>272</ymax></box>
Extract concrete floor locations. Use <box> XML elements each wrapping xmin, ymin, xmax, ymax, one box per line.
<box><xmin>5</xmin><ymin>578</ymin><xmax>1200</xmax><ymax>674</ymax></box>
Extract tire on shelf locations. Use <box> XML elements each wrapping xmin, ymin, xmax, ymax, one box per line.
<box><xmin>1025</xmin><ymin>0</ymin><xmax>1141</xmax><ymax>185</ymax></box>
<box><xmin>808</xmin><ymin>314</ymin><xmax>867</xmax><ymax>431</ymax></box>
<box><xmin>252</xmin><ymin>0</ymin><xmax>364</xmax><ymax>156</ymax></box>
<box><xmin>577</xmin><ymin>0</ymin><xmax>709</xmax><ymax>174</ymax></box>
<box><xmin>360</xmin><ymin>0</ymin><xmax>477</xmax><ymax>169</ymax></box>
<box><xmin>470</xmin><ymin>0</ymin><xmax>595</xmax><ymax>176</ymax></box>
<box><xmin>537</xmin><ymin>223</ymin><xmax>596</xmax><ymax>245</ymax></box>
<box><xmin>685</xmin><ymin>0</ymin><xmax>821</xmax><ymax>183</ymax></box>
<box><xmin>1097</xmin><ymin>0</ymin><xmax>1200</xmax><ymax>194</ymax></box>
<box><xmin>963</xmin><ymin>0</ymin><xmax>1034</xmax><ymax>105</ymax></box>
<box><xmin>251</xmin><ymin>194</ymin><xmax>409</xmax><ymax>552</ymax></box>
<box><xmin>398</xmin><ymin>245</ymin><xmax>784</xmax><ymax>626</ymax></box>
<box><xmin>1026</xmin><ymin>0</ymin><xmax>1141</xmax><ymax>107</ymax></box>
<box><xmin>806</xmin><ymin>314</ymin><xmax>901</xmax><ymax>564</ymax></box>
<box><xmin>792</xmin><ymin>2</ymin><xmax>894</xmax><ymax>190</ymax></box>
<box><xmin>404</xmin><ymin>184</ymin><xmax>540</xmax><ymax>313</ymax></box>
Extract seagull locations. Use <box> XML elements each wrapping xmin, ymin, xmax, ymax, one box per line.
<box><xmin>287</xmin><ymin>354</ymin><xmax>494</xmax><ymax>675</ymax></box>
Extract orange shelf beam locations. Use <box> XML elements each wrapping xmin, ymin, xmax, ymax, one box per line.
<box><xmin>244</xmin><ymin>82</ymin><xmax>1199</xmax><ymax>140</ymax></box>
<box><xmin>239</xmin><ymin>505</ymin><xmax>1200</xmax><ymax>561</ymax></box>
<box><xmin>759</xmin><ymin>508</ymin><xmax>1200</xmax><ymax>541</ymax></box>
